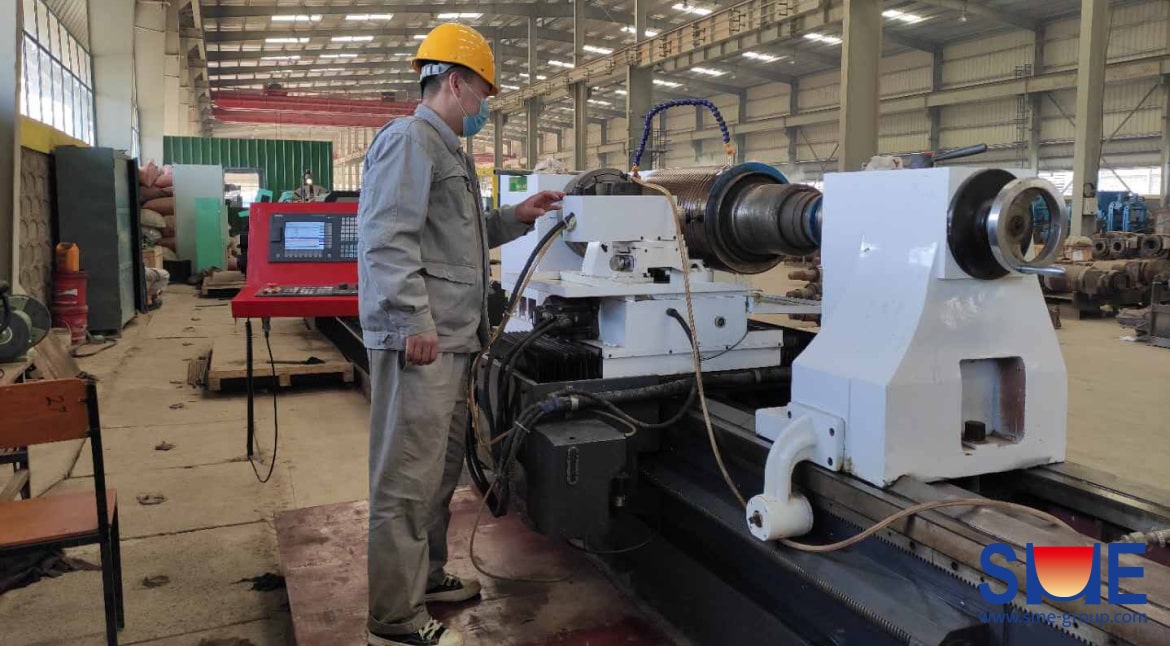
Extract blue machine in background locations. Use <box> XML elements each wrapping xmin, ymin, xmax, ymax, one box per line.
<box><xmin>1097</xmin><ymin>191</ymin><xmax>1150</xmax><ymax>232</ymax></box>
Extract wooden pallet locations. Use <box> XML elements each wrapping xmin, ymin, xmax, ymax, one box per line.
<box><xmin>202</xmin><ymin>320</ymin><xmax>353</xmax><ymax>392</ymax></box>
<box><xmin>201</xmin><ymin>270</ymin><xmax>246</xmax><ymax>298</ymax></box>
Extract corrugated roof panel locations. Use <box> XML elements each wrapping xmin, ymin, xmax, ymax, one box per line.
<box><xmin>44</xmin><ymin>0</ymin><xmax>87</xmax><ymax>49</ymax></box>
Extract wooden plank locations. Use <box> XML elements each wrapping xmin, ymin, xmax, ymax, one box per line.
<box><xmin>0</xmin><ymin>379</ymin><xmax>90</xmax><ymax>449</ymax></box>
<box><xmin>0</xmin><ymin>359</ymin><xmax>32</xmax><ymax>387</ymax></box>
<box><xmin>1</xmin><ymin>469</ymin><xmax>30</xmax><ymax>501</ymax></box>
<box><xmin>205</xmin><ymin>322</ymin><xmax>353</xmax><ymax>392</ymax></box>
<box><xmin>30</xmin><ymin>329</ymin><xmax>81</xmax><ymax>380</ymax></box>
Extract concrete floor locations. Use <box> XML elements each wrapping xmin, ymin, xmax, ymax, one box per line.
<box><xmin>0</xmin><ymin>285</ymin><xmax>1168</xmax><ymax>645</ymax></box>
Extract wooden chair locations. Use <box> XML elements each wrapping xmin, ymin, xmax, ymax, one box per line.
<box><xmin>0</xmin><ymin>378</ymin><xmax>123</xmax><ymax>645</ymax></box>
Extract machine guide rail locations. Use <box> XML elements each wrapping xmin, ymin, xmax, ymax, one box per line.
<box><xmin>641</xmin><ymin>399</ymin><xmax>1170</xmax><ymax>646</ymax></box>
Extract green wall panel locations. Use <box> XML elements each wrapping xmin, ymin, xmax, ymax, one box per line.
<box><xmin>162</xmin><ymin>137</ymin><xmax>333</xmax><ymax>197</ymax></box>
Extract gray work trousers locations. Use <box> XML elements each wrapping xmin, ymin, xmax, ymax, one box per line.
<box><xmin>367</xmin><ymin>349</ymin><xmax>471</xmax><ymax>635</ymax></box>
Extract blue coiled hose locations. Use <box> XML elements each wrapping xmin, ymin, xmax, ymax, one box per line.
<box><xmin>631</xmin><ymin>98</ymin><xmax>733</xmax><ymax>171</ymax></box>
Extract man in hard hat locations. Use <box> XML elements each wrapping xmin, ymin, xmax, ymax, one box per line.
<box><xmin>358</xmin><ymin>22</ymin><xmax>564</xmax><ymax>646</ymax></box>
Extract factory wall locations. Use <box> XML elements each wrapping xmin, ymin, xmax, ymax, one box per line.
<box><xmin>532</xmin><ymin>0</ymin><xmax>1169</xmax><ymax>183</ymax></box>
<box><xmin>163</xmin><ymin>136</ymin><xmax>333</xmax><ymax>197</ymax></box>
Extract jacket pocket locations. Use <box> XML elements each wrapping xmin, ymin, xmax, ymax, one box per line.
<box><xmin>420</xmin><ymin>261</ymin><xmax>480</xmax><ymax>336</ymax></box>
<box><xmin>421</xmin><ymin>260</ymin><xmax>477</xmax><ymax>285</ymax></box>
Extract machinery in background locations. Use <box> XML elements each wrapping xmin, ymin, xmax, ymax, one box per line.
<box><xmin>0</xmin><ymin>283</ymin><xmax>52</xmax><ymax>363</ymax></box>
<box><xmin>1098</xmin><ymin>190</ymin><xmax>1150</xmax><ymax>233</ymax></box>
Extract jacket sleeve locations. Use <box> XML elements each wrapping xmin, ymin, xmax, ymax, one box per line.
<box><xmin>485</xmin><ymin>205</ymin><xmax>534</xmax><ymax>249</ymax></box>
<box><xmin>359</xmin><ymin>130</ymin><xmax>436</xmax><ymax>336</ymax></box>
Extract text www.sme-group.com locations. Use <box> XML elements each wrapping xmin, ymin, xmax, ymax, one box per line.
<box><xmin>979</xmin><ymin>611</ymin><xmax>1148</xmax><ymax>627</ymax></box>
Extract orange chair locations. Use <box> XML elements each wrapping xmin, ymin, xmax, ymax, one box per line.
<box><xmin>0</xmin><ymin>379</ymin><xmax>123</xmax><ymax>644</ymax></box>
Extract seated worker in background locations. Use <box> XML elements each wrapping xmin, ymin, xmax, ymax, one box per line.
<box><xmin>357</xmin><ymin>22</ymin><xmax>565</xmax><ymax>646</ymax></box>
<box><xmin>293</xmin><ymin>169</ymin><xmax>327</xmax><ymax>202</ymax></box>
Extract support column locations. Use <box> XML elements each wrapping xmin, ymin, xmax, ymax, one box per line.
<box><xmin>1028</xmin><ymin>28</ymin><xmax>1046</xmax><ymax>172</ymax></box>
<box><xmin>526</xmin><ymin>99</ymin><xmax>542</xmax><ymax>167</ymax></box>
<box><xmin>91</xmin><ymin>0</ymin><xmax>137</xmax><ymax>153</ymax></box>
<box><xmin>838</xmin><ymin>0</ymin><xmax>882</xmax><ymax>172</ymax></box>
<box><xmin>928</xmin><ymin>48</ymin><xmax>942</xmax><ymax>153</ymax></box>
<box><xmin>625</xmin><ymin>0</ymin><xmax>652</xmax><ymax>170</ymax></box>
<box><xmin>526</xmin><ymin>17</ymin><xmax>540</xmax><ymax>168</ymax></box>
<box><xmin>735</xmin><ymin>91</ymin><xmax>748</xmax><ymax>163</ymax></box>
<box><xmin>572</xmin><ymin>0</ymin><xmax>588</xmax><ymax>170</ymax></box>
<box><xmin>135</xmin><ymin>1</ymin><xmax>167</xmax><ymax>162</ymax></box>
<box><xmin>786</xmin><ymin>81</ymin><xmax>799</xmax><ymax>170</ymax></box>
<box><xmin>164</xmin><ymin>1</ymin><xmax>183</xmax><ymax>137</ymax></box>
<box><xmin>626</xmin><ymin>68</ymin><xmax>652</xmax><ymax>169</ymax></box>
<box><xmin>493</xmin><ymin>111</ymin><xmax>504</xmax><ymax>169</ymax></box>
<box><xmin>1071</xmin><ymin>0</ymin><xmax>1109</xmax><ymax>237</ymax></box>
<box><xmin>692</xmin><ymin>105</ymin><xmax>704</xmax><ymax>162</ymax></box>
<box><xmin>1</xmin><ymin>0</ymin><xmax>21</xmax><ymax>287</ymax></box>
<box><xmin>1160</xmin><ymin>76</ymin><xmax>1169</xmax><ymax>207</ymax></box>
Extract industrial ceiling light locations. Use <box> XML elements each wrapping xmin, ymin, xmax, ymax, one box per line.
<box><xmin>519</xmin><ymin>73</ymin><xmax>548</xmax><ymax>80</ymax></box>
<box><xmin>621</xmin><ymin>26</ymin><xmax>660</xmax><ymax>37</ymax></box>
<box><xmin>346</xmin><ymin>14</ymin><xmax>394</xmax><ymax>21</ymax></box>
<box><xmin>692</xmin><ymin>67</ymin><xmax>726</xmax><ymax>77</ymax></box>
<box><xmin>587</xmin><ymin>99</ymin><xmax>612</xmax><ymax>106</ymax></box>
<box><xmin>882</xmin><ymin>9</ymin><xmax>925</xmax><ymax>24</ymax></box>
<box><xmin>960</xmin><ymin>0</ymin><xmax>969</xmax><ymax>22</ymax></box>
<box><xmin>261</xmin><ymin>55</ymin><xmax>300</xmax><ymax>60</ymax></box>
<box><xmin>332</xmin><ymin>36</ymin><xmax>375</xmax><ymax>43</ymax></box>
<box><xmin>437</xmin><ymin>13</ymin><xmax>483</xmax><ymax>19</ymax></box>
<box><xmin>743</xmin><ymin>51</ymin><xmax>782</xmax><ymax>62</ymax></box>
<box><xmin>614</xmin><ymin>89</ymin><xmax>628</xmax><ymax>95</ymax></box>
<box><xmin>413</xmin><ymin>34</ymin><xmax>427</xmax><ymax>40</ymax></box>
<box><xmin>672</xmin><ymin>3</ymin><xmax>713</xmax><ymax>16</ymax></box>
<box><xmin>583</xmin><ymin>45</ymin><xmax>614</xmax><ymax>55</ymax></box>
<box><xmin>319</xmin><ymin>53</ymin><xmax>359</xmax><ymax>58</ymax></box>
<box><xmin>803</xmin><ymin>33</ymin><xmax>842</xmax><ymax>45</ymax></box>
<box><xmin>501</xmin><ymin>84</ymin><xmax>521</xmax><ymax>91</ymax></box>
<box><xmin>653</xmin><ymin>79</ymin><xmax>682</xmax><ymax>88</ymax></box>
<box><xmin>548</xmin><ymin>60</ymin><xmax>574</xmax><ymax>68</ymax></box>
<box><xmin>265</xmin><ymin>37</ymin><xmax>310</xmax><ymax>44</ymax></box>
<box><xmin>272</xmin><ymin>15</ymin><xmax>321</xmax><ymax>22</ymax></box>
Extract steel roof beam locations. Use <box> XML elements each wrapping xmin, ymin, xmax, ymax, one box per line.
<box><xmin>205</xmin><ymin>26</ymin><xmax>572</xmax><ymax>44</ymax></box>
<box><xmin>910</xmin><ymin>0</ymin><xmax>1038</xmax><ymax>31</ymax></box>
<box><xmin>200</xmin><ymin>3</ymin><xmax>669</xmax><ymax>30</ymax></box>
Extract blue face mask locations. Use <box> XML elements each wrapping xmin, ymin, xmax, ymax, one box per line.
<box><xmin>459</xmin><ymin>85</ymin><xmax>490</xmax><ymax>137</ymax></box>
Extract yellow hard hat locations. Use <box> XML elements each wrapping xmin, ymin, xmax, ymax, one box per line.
<box><xmin>412</xmin><ymin>23</ymin><xmax>498</xmax><ymax>96</ymax></box>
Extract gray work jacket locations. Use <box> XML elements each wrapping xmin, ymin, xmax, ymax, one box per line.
<box><xmin>358</xmin><ymin>105</ymin><xmax>532</xmax><ymax>352</ymax></box>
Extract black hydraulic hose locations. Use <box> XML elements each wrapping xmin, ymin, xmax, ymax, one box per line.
<box><xmin>499</xmin><ymin>218</ymin><xmax>572</xmax><ymax>334</ymax></box>
<box><xmin>495</xmin><ymin>319</ymin><xmax>559</xmax><ymax>432</ymax></box>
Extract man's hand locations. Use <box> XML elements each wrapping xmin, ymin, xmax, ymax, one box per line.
<box><xmin>404</xmin><ymin>331</ymin><xmax>439</xmax><ymax>366</ymax></box>
<box><xmin>514</xmin><ymin>190</ymin><xmax>566</xmax><ymax>224</ymax></box>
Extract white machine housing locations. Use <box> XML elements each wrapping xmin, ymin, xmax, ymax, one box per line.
<box><xmin>749</xmin><ymin>167</ymin><xmax>1067</xmax><ymax>540</ymax></box>
<box><xmin>502</xmin><ymin>192</ymin><xmax>816</xmax><ymax>379</ymax></box>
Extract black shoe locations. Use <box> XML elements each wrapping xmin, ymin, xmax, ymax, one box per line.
<box><xmin>424</xmin><ymin>572</ymin><xmax>481</xmax><ymax>603</ymax></box>
<box><xmin>367</xmin><ymin>619</ymin><xmax>463</xmax><ymax>646</ymax></box>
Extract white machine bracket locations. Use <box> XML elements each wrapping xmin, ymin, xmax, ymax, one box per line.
<box><xmin>747</xmin><ymin>403</ymin><xmax>845</xmax><ymax>541</ymax></box>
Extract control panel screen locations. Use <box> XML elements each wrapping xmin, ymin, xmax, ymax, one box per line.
<box><xmin>284</xmin><ymin>222</ymin><xmax>326</xmax><ymax>251</ymax></box>
<box><xmin>268</xmin><ymin>214</ymin><xmax>358</xmax><ymax>263</ymax></box>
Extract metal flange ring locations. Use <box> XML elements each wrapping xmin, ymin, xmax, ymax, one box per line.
<box><xmin>985</xmin><ymin>178</ymin><xmax>1068</xmax><ymax>275</ymax></box>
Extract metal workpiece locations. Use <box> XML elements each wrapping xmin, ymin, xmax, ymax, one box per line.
<box><xmin>1041</xmin><ymin>264</ymin><xmax>1134</xmax><ymax>297</ymax></box>
<box><xmin>1141</xmin><ymin>234</ymin><xmax>1170</xmax><ymax>259</ymax></box>
<box><xmin>641</xmin><ymin>163</ymin><xmax>823</xmax><ymax>274</ymax></box>
<box><xmin>949</xmin><ymin>170</ymin><xmax>1067</xmax><ymax>279</ymax></box>
<box><xmin>560</xmin><ymin>164</ymin><xmax>824</xmax><ymax>273</ymax></box>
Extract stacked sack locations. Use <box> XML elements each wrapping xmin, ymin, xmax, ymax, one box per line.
<box><xmin>138</xmin><ymin>161</ymin><xmax>179</xmax><ymax>262</ymax></box>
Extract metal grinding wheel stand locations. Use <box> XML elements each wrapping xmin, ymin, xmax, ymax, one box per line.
<box><xmin>750</xmin><ymin>168</ymin><xmax>1069</xmax><ymax>541</ymax></box>
<box><xmin>0</xmin><ymin>290</ymin><xmax>52</xmax><ymax>363</ymax></box>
